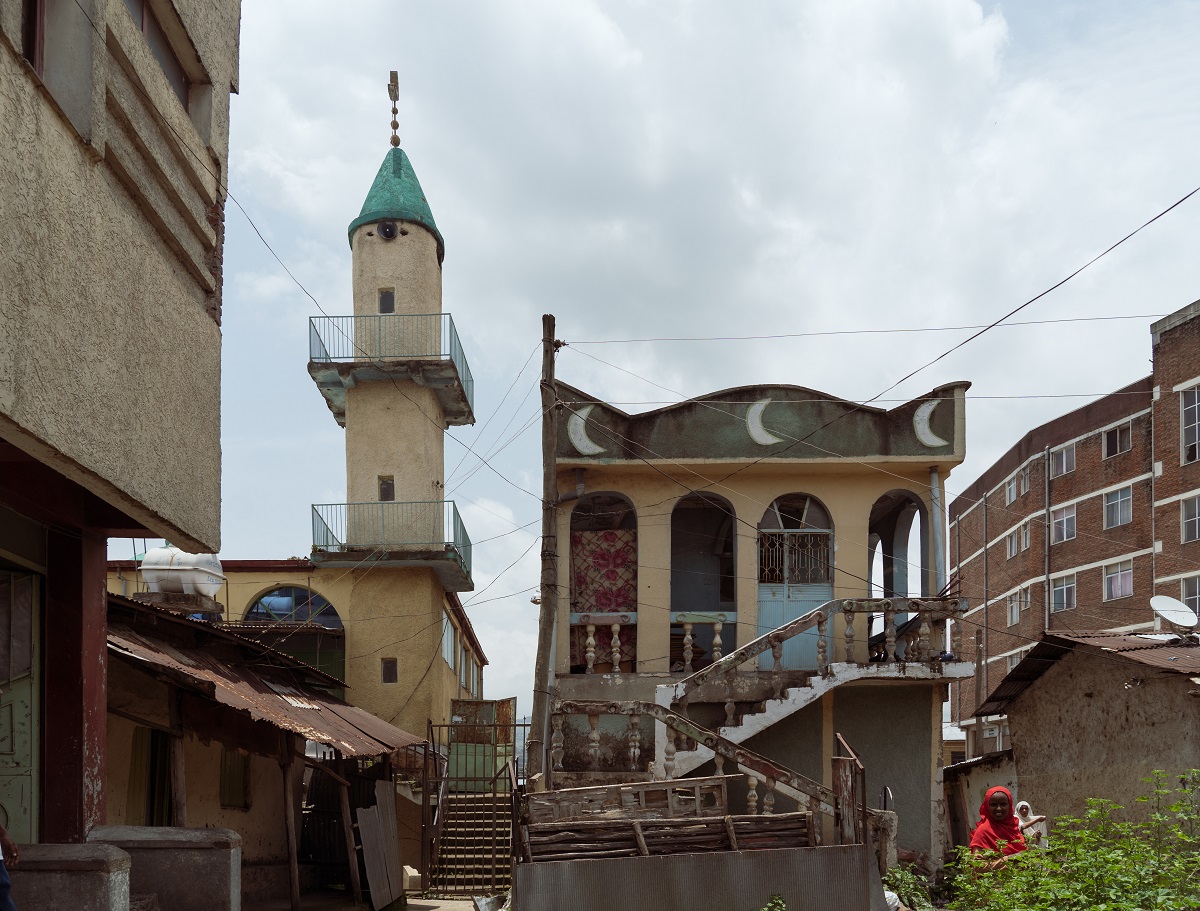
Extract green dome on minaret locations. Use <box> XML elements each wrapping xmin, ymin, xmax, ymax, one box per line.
<box><xmin>347</xmin><ymin>147</ymin><xmax>445</xmax><ymax>262</ymax></box>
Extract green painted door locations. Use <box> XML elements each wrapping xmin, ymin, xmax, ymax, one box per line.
<box><xmin>0</xmin><ymin>573</ymin><xmax>37</xmax><ymax>843</ymax></box>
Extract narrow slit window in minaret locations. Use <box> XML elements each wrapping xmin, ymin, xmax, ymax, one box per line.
<box><xmin>378</xmin><ymin>289</ymin><xmax>395</xmax><ymax>313</ymax></box>
<box><xmin>379</xmin><ymin>476</ymin><xmax>395</xmax><ymax>501</ymax></box>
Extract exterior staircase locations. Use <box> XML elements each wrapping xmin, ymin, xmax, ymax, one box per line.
<box><xmin>431</xmin><ymin>791</ymin><xmax>512</xmax><ymax>896</ymax></box>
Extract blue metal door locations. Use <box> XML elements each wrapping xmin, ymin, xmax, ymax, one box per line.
<box><xmin>758</xmin><ymin>532</ymin><xmax>832</xmax><ymax>670</ymax></box>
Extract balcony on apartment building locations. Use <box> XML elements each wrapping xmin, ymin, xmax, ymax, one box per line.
<box><xmin>310</xmin><ymin>500</ymin><xmax>473</xmax><ymax>590</ymax></box>
<box><xmin>307</xmin><ymin>313</ymin><xmax>475</xmax><ymax>426</ymax></box>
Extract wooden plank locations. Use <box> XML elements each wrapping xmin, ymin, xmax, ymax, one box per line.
<box><xmin>358</xmin><ymin>805</ymin><xmax>392</xmax><ymax>911</ymax></box>
<box><xmin>376</xmin><ymin>780</ymin><xmax>404</xmax><ymax>901</ymax></box>
<box><xmin>282</xmin><ymin>759</ymin><xmax>301</xmax><ymax>911</ymax></box>
<box><xmin>338</xmin><ymin>782</ymin><xmax>363</xmax><ymax>904</ymax></box>
<box><xmin>723</xmin><ymin>816</ymin><xmax>738</xmax><ymax>851</ymax></box>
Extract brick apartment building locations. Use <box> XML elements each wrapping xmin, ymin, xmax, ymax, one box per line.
<box><xmin>948</xmin><ymin>299</ymin><xmax>1200</xmax><ymax>758</ymax></box>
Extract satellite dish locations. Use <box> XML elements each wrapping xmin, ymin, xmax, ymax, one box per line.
<box><xmin>1150</xmin><ymin>595</ymin><xmax>1198</xmax><ymax>629</ymax></box>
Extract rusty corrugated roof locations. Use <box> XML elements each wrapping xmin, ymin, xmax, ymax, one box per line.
<box><xmin>107</xmin><ymin>607</ymin><xmax>421</xmax><ymax>758</ymax></box>
<box><xmin>976</xmin><ymin>630</ymin><xmax>1200</xmax><ymax>716</ymax></box>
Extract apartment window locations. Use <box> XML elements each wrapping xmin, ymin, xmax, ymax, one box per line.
<box><xmin>378</xmin><ymin>476</ymin><xmax>395</xmax><ymax>502</ymax></box>
<box><xmin>123</xmin><ymin>0</ymin><xmax>189</xmax><ymax>108</ymax></box>
<box><xmin>1184</xmin><ymin>576</ymin><xmax>1200</xmax><ymax>615</ymax></box>
<box><xmin>1104</xmin><ymin>561</ymin><xmax>1133</xmax><ymax>600</ymax></box>
<box><xmin>1005</xmin><ymin>477</ymin><xmax>1018</xmax><ymax>505</ymax></box>
<box><xmin>1183</xmin><ymin>387</ymin><xmax>1199</xmax><ymax>464</ymax></box>
<box><xmin>219</xmin><ymin>746</ymin><xmax>250</xmax><ymax>810</ymax></box>
<box><xmin>1007</xmin><ymin>652</ymin><xmax>1023</xmax><ymax>673</ymax></box>
<box><xmin>381</xmin><ymin>657</ymin><xmax>398</xmax><ymax>684</ymax></box>
<box><xmin>1051</xmin><ymin>505</ymin><xmax>1076</xmax><ymax>543</ymax></box>
<box><xmin>442</xmin><ymin>613</ymin><xmax>456</xmax><ymax>666</ymax></box>
<box><xmin>21</xmin><ymin>0</ymin><xmax>44</xmax><ymax>73</ymax></box>
<box><xmin>1007</xmin><ymin>593</ymin><xmax>1020</xmax><ymax>627</ymax></box>
<box><xmin>459</xmin><ymin>645</ymin><xmax>470</xmax><ymax>690</ymax></box>
<box><xmin>1104</xmin><ymin>423</ymin><xmax>1132</xmax><ymax>458</ymax></box>
<box><xmin>1050</xmin><ymin>444</ymin><xmax>1075</xmax><ymax>478</ymax></box>
<box><xmin>1006</xmin><ymin>531</ymin><xmax>1019</xmax><ymax>559</ymax></box>
<box><xmin>378</xmin><ymin>289</ymin><xmax>395</xmax><ymax>314</ymax></box>
<box><xmin>1019</xmin><ymin>466</ymin><xmax>1030</xmax><ymax>496</ymax></box>
<box><xmin>1104</xmin><ymin>487</ymin><xmax>1133</xmax><ymax>529</ymax></box>
<box><xmin>1051</xmin><ymin>575</ymin><xmax>1076</xmax><ymax>612</ymax></box>
<box><xmin>1021</xmin><ymin>521</ymin><xmax>1031</xmax><ymax>551</ymax></box>
<box><xmin>1183</xmin><ymin>496</ymin><xmax>1200</xmax><ymax>544</ymax></box>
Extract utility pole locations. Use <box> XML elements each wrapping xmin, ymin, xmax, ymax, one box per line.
<box><xmin>527</xmin><ymin>313</ymin><xmax>558</xmax><ymax>782</ymax></box>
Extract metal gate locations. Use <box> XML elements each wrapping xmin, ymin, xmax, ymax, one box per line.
<box><xmin>427</xmin><ymin>700</ymin><xmax>527</xmax><ymax>896</ymax></box>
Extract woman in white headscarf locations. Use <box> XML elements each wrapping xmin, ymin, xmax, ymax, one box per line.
<box><xmin>1015</xmin><ymin>799</ymin><xmax>1048</xmax><ymax>848</ymax></box>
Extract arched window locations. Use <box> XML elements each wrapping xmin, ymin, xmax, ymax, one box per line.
<box><xmin>244</xmin><ymin>586</ymin><xmax>342</xmax><ymax>629</ymax></box>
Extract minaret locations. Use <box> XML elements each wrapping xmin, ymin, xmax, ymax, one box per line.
<box><xmin>308</xmin><ymin>70</ymin><xmax>474</xmax><ymax>588</ymax></box>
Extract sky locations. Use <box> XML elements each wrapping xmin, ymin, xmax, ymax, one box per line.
<box><xmin>123</xmin><ymin>0</ymin><xmax>1200</xmax><ymax>717</ymax></box>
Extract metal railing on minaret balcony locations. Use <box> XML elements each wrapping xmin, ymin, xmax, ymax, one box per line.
<box><xmin>308</xmin><ymin>313</ymin><xmax>474</xmax><ymax>412</ymax></box>
<box><xmin>311</xmin><ymin>501</ymin><xmax>472</xmax><ymax>578</ymax></box>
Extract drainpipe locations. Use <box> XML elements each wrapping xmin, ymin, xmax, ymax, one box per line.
<box><xmin>929</xmin><ymin>467</ymin><xmax>946</xmax><ymax>592</ymax></box>
<box><xmin>556</xmin><ymin>468</ymin><xmax>586</xmax><ymax>505</ymax></box>
<box><xmin>1043</xmin><ymin>446</ymin><xmax>1051</xmax><ymax>630</ymax></box>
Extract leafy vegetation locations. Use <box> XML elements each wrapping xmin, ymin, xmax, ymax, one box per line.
<box><xmin>755</xmin><ymin>897</ymin><xmax>786</xmax><ymax>911</ymax></box>
<box><xmin>882</xmin><ymin>863</ymin><xmax>934</xmax><ymax>910</ymax></box>
<box><xmin>948</xmin><ymin>771</ymin><xmax>1200</xmax><ymax>911</ymax></box>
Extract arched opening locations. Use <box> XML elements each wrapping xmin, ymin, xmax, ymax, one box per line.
<box><xmin>569</xmin><ymin>493</ymin><xmax>637</xmax><ymax>673</ymax></box>
<box><xmin>670</xmin><ymin>494</ymin><xmax>737</xmax><ymax>672</ymax></box>
<box><xmin>233</xmin><ymin>586</ymin><xmax>345</xmax><ymax>686</ymax></box>
<box><xmin>757</xmin><ymin>493</ymin><xmax>833</xmax><ymax>669</ymax></box>
<box><xmin>866</xmin><ymin>490</ymin><xmax>931</xmax><ymax>660</ymax></box>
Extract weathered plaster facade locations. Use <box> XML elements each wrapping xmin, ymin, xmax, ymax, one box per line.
<box><xmin>0</xmin><ymin>0</ymin><xmax>241</xmax><ymax>859</ymax></box>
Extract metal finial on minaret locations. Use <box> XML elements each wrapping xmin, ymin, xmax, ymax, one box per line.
<box><xmin>388</xmin><ymin>71</ymin><xmax>401</xmax><ymax>148</ymax></box>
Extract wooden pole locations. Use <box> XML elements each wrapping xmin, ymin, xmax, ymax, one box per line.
<box><xmin>528</xmin><ymin>313</ymin><xmax>559</xmax><ymax>781</ymax></box>
<box><xmin>169</xmin><ymin>735</ymin><xmax>187</xmax><ymax>827</ymax></box>
<box><xmin>339</xmin><ymin>781</ymin><xmax>363</xmax><ymax>905</ymax></box>
<box><xmin>282</xmin><ymin>743</ymin><xmax>301</xmax><ymax>911</ymax></box>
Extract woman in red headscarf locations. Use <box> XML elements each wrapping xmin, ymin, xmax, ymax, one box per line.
<box><xmin>969</xmin><ymin>786</ymin><xmax>1028</xmax><ymax>857</ymax></box>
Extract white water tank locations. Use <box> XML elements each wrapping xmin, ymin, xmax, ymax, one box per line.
<box><xmin>140</xmin><ymin>546</ymin><xmax>225</xmax><ymax>598</ymax></box>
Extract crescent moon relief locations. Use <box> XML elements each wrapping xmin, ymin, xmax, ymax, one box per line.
<box><xmin>568</xmin><ymin>404</ymin><xmax>607</xmax><ymax>456</ymax></box>
<box><xmin>913</xmin><ymin>400</ymin><xmax>950</xmax><ymax>448</ymax></box>
<box><xmin>746</xmin><ymin>398</ymin><xmax>786</xmax><ymax>446</ymax></box>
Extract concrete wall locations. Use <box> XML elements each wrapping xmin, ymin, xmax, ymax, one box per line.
<box><xmin>10</xmin><ymin>843</ymin><xmax>131</xmax><ymax>911</ymax></box>
<box><xmin>1008</xmin><ymin>650</ymin><xmax>1200</xmax><ymax>821</ymax></box>
<box><xmin>89</xmin><ymin>825</ymin><xmax>240</xmax><ymax>911</ymax></box>
<box><xmin>351</xmin><ymin>219</ymin><xmax>441</xmax><ymax>318</ymax></box>
<box><xmin>345</xmin><ymin>381</ymin><xmax>445</xmax><ymax>506</ymax></box>
<box><xmin>0</xmin><ymin>0</ymin><xmax>241</xmax><ymax>552</ymax></box>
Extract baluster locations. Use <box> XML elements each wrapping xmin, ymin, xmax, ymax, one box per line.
<box><xmin>951</xmin><ymin>614</ymin><xmax>963</xmax><ymax>658</ymax></box>
<box><xmin>918</xmin><ymin>614</ymin><xmax>931</xmax><ymax>663</ymax></box>
<box><xmin>843</xmin><ymin>607</ymin><xmax>856</xmax><ymax>662</ymax></box>
<box><xmin>663</xmin><ymin>729</ymin><xmax>676</xmax><ymax>779</ymax></box>
<box><xmin>885</xmin><ymin>609</ymin><xmax>896</xmax><ymax>663</ymax></box>
<box><xmin>683</xmin><ymin>622</ymin><xmax>694</xmax><ymax>673</ymax></box>
<box><xmin>712</xmin><ymin>621</ymin><xmax>723</xmax><ymax>662</ymax></box>
<box><xmin>746</xmin><ymin>775</ymin><xmax>759</xmax><ymax>815</ymax></box>
<box><xmin>817</xmin><ymin>613</ymin><xmax>829</xmax><ymax>676</ymax></box>
<box><xmin>585</xmin><ymin>624</ymin><xmax>597</xmax><ymax>674</ymax></box>
<box><xmin>762</xmin><ymin>779</ymin><xmax>776</xmax><ymax>816</ymax></box>
<box><xmin>724</xmin><ymin>668</ymin><xmax>737</xmax><ymax>727</ymax></box>
<box><xmin>588</xmin><ymin>714</ymin><xmax>601</xmax><ymax>769</ymax></box>
<box><xmin>628</xmin><ymin>713</ymin><xmax>641</xmax><ymax>771</ymax></box>
<box><xmin>550</xmin><ymin>713</ymin><xmax>565</xmax><ymax>771</ymax></box>
<box><xmin>771</xmin><ymin>637</ymin><xmax>783</xmax><ymax>674</ymax></box>
<box><xmin>610</xmin><ymin>623</ymin><xmax>622</xmax><ymax>672</ymax></box>
<box><xmin>714</xmin><ymin>753</ymin><xmax>726</xmax><ymax>775</ymax></box>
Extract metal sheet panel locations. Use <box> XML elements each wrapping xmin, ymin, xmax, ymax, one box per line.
<box><xmin>514</xmin><ymin>845</ymin><xmax>886</xmax><ymax>911</ymax></box>
<box><xmin>108</xmin><ymin>625</ymin><xmax>421</xmax><ymax>757</ymax></box>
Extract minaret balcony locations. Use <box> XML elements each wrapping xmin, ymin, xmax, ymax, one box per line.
<box><xmin>310</xmin><ymin>500</ymin><xmax>473</xmax><ymax>591</ymax></box>
<box><xmin>307</xmin><ymin>314</ymin><xmax>475</xmax><ymax>426</ymax></box>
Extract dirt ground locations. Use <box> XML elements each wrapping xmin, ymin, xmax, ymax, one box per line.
<box><xmin>244</xmin><ymin>890</ymin><xmax>479</xmax><ymax>911</ymax></box>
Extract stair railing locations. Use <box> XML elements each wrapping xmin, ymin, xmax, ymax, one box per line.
<box><xmin>668</xmin><ymin>597</ymin><xmax>968</xmax><ymax>714</ymax></box>
<box><xmin>554</xmin><ymin>699</ymin><xmax>837</xmax><ymax>821</ymax></box>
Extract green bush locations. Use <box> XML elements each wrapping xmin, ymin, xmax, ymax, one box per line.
<box><xmin>882</xmin><ymin>864</ymin><xmax>933</xmax><ymax>911</ymax></box>
<box><xmin>755</xmin><ymin>897</ymin><xmax>786</xmax><ymax>911</ymax></box>
<box><xmin>949</xmin><ymin>771</ymin><xmax>1200</xmax><ymax>911</ymax></box>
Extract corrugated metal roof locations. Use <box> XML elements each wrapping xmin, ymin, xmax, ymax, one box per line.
<box><xmin>108</xmin><ymin>619</ymin><xmax>421</xmax><ymax>758</ymax></box>
<box><xmin>976</xmin><ymin>631</ymin><xmax>1200</xmax><ymax>716</ymax></box>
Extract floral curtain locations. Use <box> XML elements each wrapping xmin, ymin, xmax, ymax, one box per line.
<box><xmin>569</xmin><ymin>529</ymin><xmax>637</xmax><ymax>669</ymax></box>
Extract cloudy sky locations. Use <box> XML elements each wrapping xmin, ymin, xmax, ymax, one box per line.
<box><xmin>156</xmin><ymin>0</ymin><xmax>1200</xmax><ymax>715</ymax></box>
